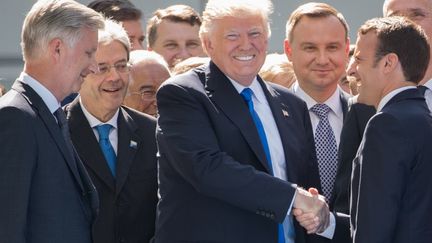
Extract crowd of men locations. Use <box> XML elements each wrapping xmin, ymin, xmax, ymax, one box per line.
<box><xmin>0</xmin><ymin>0</ymin><xmax>431</xmax><ymax>243</ymax></box>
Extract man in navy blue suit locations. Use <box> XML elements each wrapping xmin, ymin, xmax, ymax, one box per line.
<box><xmin>0</xmin><ymin>0</ymin><xmax>104</xmax><ymax>242</ymax></box>
<box><xmin>349</xmin><ymin>16</ymin><xmax>432</xmax><ymax>243</ymax></box>
<box><xmin>154</xmin><ymin>0</ymin><xmax>330</xmax><ymax>242</ymax></box>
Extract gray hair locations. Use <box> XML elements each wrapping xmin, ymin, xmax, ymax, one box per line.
<box><xmin>98</xmin><ymin>18</ymin><xmax>131</xmax><ymax>59</ymax></box>
<box><xmin>21</xmin><ymin>0</ymin><xmax>104</xmax><ymax>61</ymax></box>
<box><xmin>129</xmin><ymin>50</ymin><xmax>170</xmax><ymax>85</ymax></box>
<box><xmin>199</xmin><ymin>0</ymin><xmax>273</xmax><ymax>40</ymax></box>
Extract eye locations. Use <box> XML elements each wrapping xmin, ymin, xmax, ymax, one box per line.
<box><xmin>226</xmin><ymin>33</ymin><xmax>239</xmax><ymax>40</ymax></box>
<box><xmin>249</xmin><ymin>31</ymin><xmax>262</xmax><ymax>38</ymax></box>
<box><xmin>139</xmin><ymin>36</ymin><xmax>145</xmax><ymax>44</ymax></box>
<box><xmin>85</xmin><ymin>51</ymin><xmax>93</xmax><ymax>58</ymax></box>
<box><xmin>328</xmin><ymin>45</ymin><xmax>339</xmax><ymax>52</ymax></box>
<box><xmin>97</xmin><ymin>64</ymin><xmax>109</xmax><ymax>74</ymax></box>
<box><xmin>164</xmin><ymin>43</ymin><xmax>178</xmax><ymax>50</ymax></box>
<box><xmin>303</xmin><ymin>45</ymin><xmax>315</xmax><ymax>52</ymax></box>
<box><xmin>186</xmin><ymin>41</ymin><xmax>199</xmax><ymax>49</ymax></box>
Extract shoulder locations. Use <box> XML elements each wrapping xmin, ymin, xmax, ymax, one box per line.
<box><xmin>267</xmin><ymin>82</ymin><xmax>308</xmax><ymax>108</ymax></box>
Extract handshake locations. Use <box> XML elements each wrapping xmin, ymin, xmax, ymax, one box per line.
<box><xmin>293</xmin><ymin>187</ymin><xmax>330</xmax><ymax>234</ymax></box>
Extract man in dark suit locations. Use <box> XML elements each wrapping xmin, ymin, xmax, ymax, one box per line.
<box><xmin>349</xmin><ymin>16</ymin><xmax>432</xmax><ymax>243</ymax></box>
<box><xmin>64</xmin><ymin>19</ymin><xmax>158</xmax><ymax>243</ymax></box>
<box><xmin>284</xmin><ymin>3</ymin><xmax>352</xmax><ymax>242</ymax></box>
<box><xmin>0</xmin><ymin>1</ymin><xmax>104</xmax><ymax>242</ymax></box>
<box><xmin>154</xmin><ymin>1</ymin><xmax>329</xmax><ymax>243</ymax></box>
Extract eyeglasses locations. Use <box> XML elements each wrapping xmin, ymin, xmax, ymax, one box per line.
<box><xmin>129</xmin><ymin>89</ymin><xmax>157</xmax><ymax>101</ymax></box>
<box><xmin>95</xmin><ymin>61</ymin><xmax>131</xmax><ymax>76</ymax></box>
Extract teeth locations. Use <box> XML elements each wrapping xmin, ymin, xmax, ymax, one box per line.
<box><xmin>234</xmin><ymin>55</ymin><xmax>254</xmax><ymax>61</ymax></box>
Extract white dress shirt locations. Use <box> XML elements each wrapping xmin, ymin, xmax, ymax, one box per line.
<box><xmin>80</xmin><ymin>98</ymin><xmax>119</xmax><ymax>155</ymax></box>
<box><xmin>422</xmin><ymin>79</ymin><xmax>432</xmax><ymax>111</ymax></box>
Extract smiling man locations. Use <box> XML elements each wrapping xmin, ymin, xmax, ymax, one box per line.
<box><xmin>147</xmin><ymin>4</ymin><xmax>206</xmax><ymax>68</ymax></box>
<box><xmin>348</xmin><ymin>16</ymin><xmax>432</xmax><ymax>243</ymax></box>
<box><xmin>154</xmin><ymin>0</ymin><xmax>329</xmax><ymax>242</ymax></box>
<box><xmin>64</xmin><ymin>19</ymin><xmax>158</xmax><ymax>243</ymax></box>
<box><xmin>284</xmin><ymin>3</ymin><xmax>352</xmax><ymax>243</ymax></box>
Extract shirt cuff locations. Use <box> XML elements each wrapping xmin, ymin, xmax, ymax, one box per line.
<box><xmin>317</xmin><ymin>212</ymin><xmax>335</xmax><ymax>239</ymax></box>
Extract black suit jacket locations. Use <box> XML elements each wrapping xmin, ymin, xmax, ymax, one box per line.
<box><xmin>154</xmin><ymin>62</ymin><xmax>320</xmax><ymax>243</ymax></box>
<box><xmin>65</xmin><ymin>99</ymin><xmax>158</xmax><ymax>243</ymax></box>
<box><xmin>0</xmin><ymin>81</ymin><xmax>97</xmax><ymax>243</ymax></box>
<box><xmin>350</xmin><ymin>88</ymin><xmax>432</xmax><ymax>243</ymax></box>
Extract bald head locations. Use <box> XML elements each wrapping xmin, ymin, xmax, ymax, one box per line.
<box><xmin>123</xmin><ymin>50</ymin><xmax>171</xmax><ymax>116</ymax></box>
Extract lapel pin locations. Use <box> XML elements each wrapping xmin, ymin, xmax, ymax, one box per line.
<box><xmin>282</xmin><ymin>109</ymin><xmax>289</xmax><ymax>117</ymax></box>
<box><xmin>129</xmin><ymin>140</ymin><xmax>137</xmax><ymax>149</ymax></box>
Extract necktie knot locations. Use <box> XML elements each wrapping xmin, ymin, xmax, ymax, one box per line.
<box><xmin>310</xmin><ymin>103</ymin><xmax>331</xmax><ymax>120</ymax></box>
<box><xmin>96</xmin><ymin>124</ymin><xmax>112</xmax><ymax>140</ymax></box>
<box><xmin>240</xmin><ymin>88</ymin><xmax>253</xmax><ymax>103</ymax></box>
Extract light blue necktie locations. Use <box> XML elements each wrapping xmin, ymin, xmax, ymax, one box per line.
<box><xmin>96</xmin><ymin>124</ymin><xmax>116</xmax><ymax>177</ymax></box>
<box><xmin>240</xmin><ymin>88</ymin><xmax>286</xmax><ymax>243</ymax></box>
<box><xmin>310</xmin><ymin>104</ymin><xmax>338</xmax><ymax>201</ymax></box>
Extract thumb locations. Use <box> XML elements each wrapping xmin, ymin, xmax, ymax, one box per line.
<box><xmin>308</xmin><ymin>187</ymin><xmax>319</xmax><ymax>196</ymax></box>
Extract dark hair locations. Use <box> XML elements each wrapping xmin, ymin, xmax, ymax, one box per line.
<box><xmin>286</xmin><ymin>2</ymin><xmax>349</xmax><ymax>42</ymax></box>
<box><xmin>87</xmin><ymin>0</ymin><xmax>141</xmax><ymax>21</ymax></box>
<box><xmin>147</xmin><ymin>5</ymin><xmax>202</xmax><ymax>48</ymax></box>
<box><xmin>359</xmin><ymin>16</ymin><xmax>430</xmax><ymax>84</ymax></box>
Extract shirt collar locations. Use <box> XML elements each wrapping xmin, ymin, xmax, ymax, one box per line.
<box><xmin>292</xmin><ymin>81</ymin><xmax>343</xmax><ymax>119</ymax></box>
<box><xmin>228</xmin><ymin>76</ymin><xmax>268</xmax><ymax>105</ymax></box>
<box><xmin>79</xmin><ymin>97</ymin><xmax>119</xmax><ymax>129</ymax></box>
<box><xmin>377</xmin><ymin>86</ymin><xmax>416</xmax><ymax>112</ymax></box>
<box><xmin>423</xmin><ymin>78</ymin><xmax>432</xmax><ymax>90</ymax></box>
<box><xmin>19</xmin><ymin>72</ymin><xmax>60</xmax><ymax>114</ymax></box>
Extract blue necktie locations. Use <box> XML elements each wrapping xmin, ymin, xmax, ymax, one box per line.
<box><xmin>240</xmin><ymin>88</ymin><xmax>286</xmax><ymax>243</ymax></box>
<box><xmin>96</xmin><ymin>124</ymin><xmax>116</xmax><ymax>177</ymax></box>
<box><xmin>310</xmin><ymin>104</ymin><xmax>338</xmax><ymax>201</ymax></box>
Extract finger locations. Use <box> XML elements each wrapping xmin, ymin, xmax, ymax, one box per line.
<box><xmin>292</xmin><ymin>208</ymin><xmax>304</xmax><ymax>216</ymax></box>
<box><xmin>308</xmin><ymin>187</ymin><xmax>319</xmax><ymax>195</ymax></box>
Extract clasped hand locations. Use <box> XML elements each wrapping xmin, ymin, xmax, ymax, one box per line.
<box><xmin>293</xmin><ymin>187</ymin><xmax>329</xmax><ymax>234</ymax></box>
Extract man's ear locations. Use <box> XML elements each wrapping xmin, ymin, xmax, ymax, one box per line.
<box><xmin>201</xmin><ymin>36</ymin><xmax>212</xmax><ymax>56</ymax></box>
<box><xmin>48</xmin><ymin>38</ymin><xmax>63</xmax><ymax>62</ymax></box>
<box><xmin>382</xmin><ymin>53</ymin><xmax>399</xmax><ymax>74</ymax></box>
<box><xmin>284</xmin><ymin>39</ymin><xmax>293</xmax><ymax>62</ymax></box>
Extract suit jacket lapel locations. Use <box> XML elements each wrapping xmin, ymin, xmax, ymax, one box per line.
<box><xmin>12</xmin><ymin>81</ymin><xmax>85</xmax><ymax>192</ymax></box>
<box><xmin>261</xmin><ymin>80</ymin><xmax>300</xmax><ymax>182</ymax></box>
<box><xmin>66</xmin><ymin>99</ymin><xmax>116</xmax><ymax>192</ymax></box>
<box><xmin>202</xmin><ymin>62</ymin><xmax>271</xmax><ymax>173</ymax></box>
<box><xmin>115</xmin><ymin>107</ymin><xmax>139</xmax><ymax>195</ymax></box>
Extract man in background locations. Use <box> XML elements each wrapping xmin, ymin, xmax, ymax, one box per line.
<box><xmin>147</xmin><ymin>4</ymin><xmax>206</xmax><ymax>68</ymax></box>
<box><xmin>123</xmin><ymin>50</ymin><xmax>170</xmax><ymax>116</ymax></box>
<box><xmin>64</xmin><ymin>19</ymin><xmax>158</xmax><ymax>243</ymax></box>
<box><xmin>88</xmin><ymin>0</ymin><xmax>145</xmax><ymax>50</ymax></box>
<box><xmin>284</xmin><ymin>3</ymin><xmax>351</xmax><ymax>242</ymax></box>
<box><xmin>383</xmin><ymin>0</ymin><xmax>432</xmax><ymax>110</ymax></box>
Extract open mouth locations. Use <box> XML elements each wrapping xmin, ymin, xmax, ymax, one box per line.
<box><xmin>102</xmin><ymin>87</ymin><xmax>122</xmax><ymax>93</ymax></box>
<box><xmin>234</xmin><ymin>55</ymin><xmax>255</xmax><ymax>61</ymax></box>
